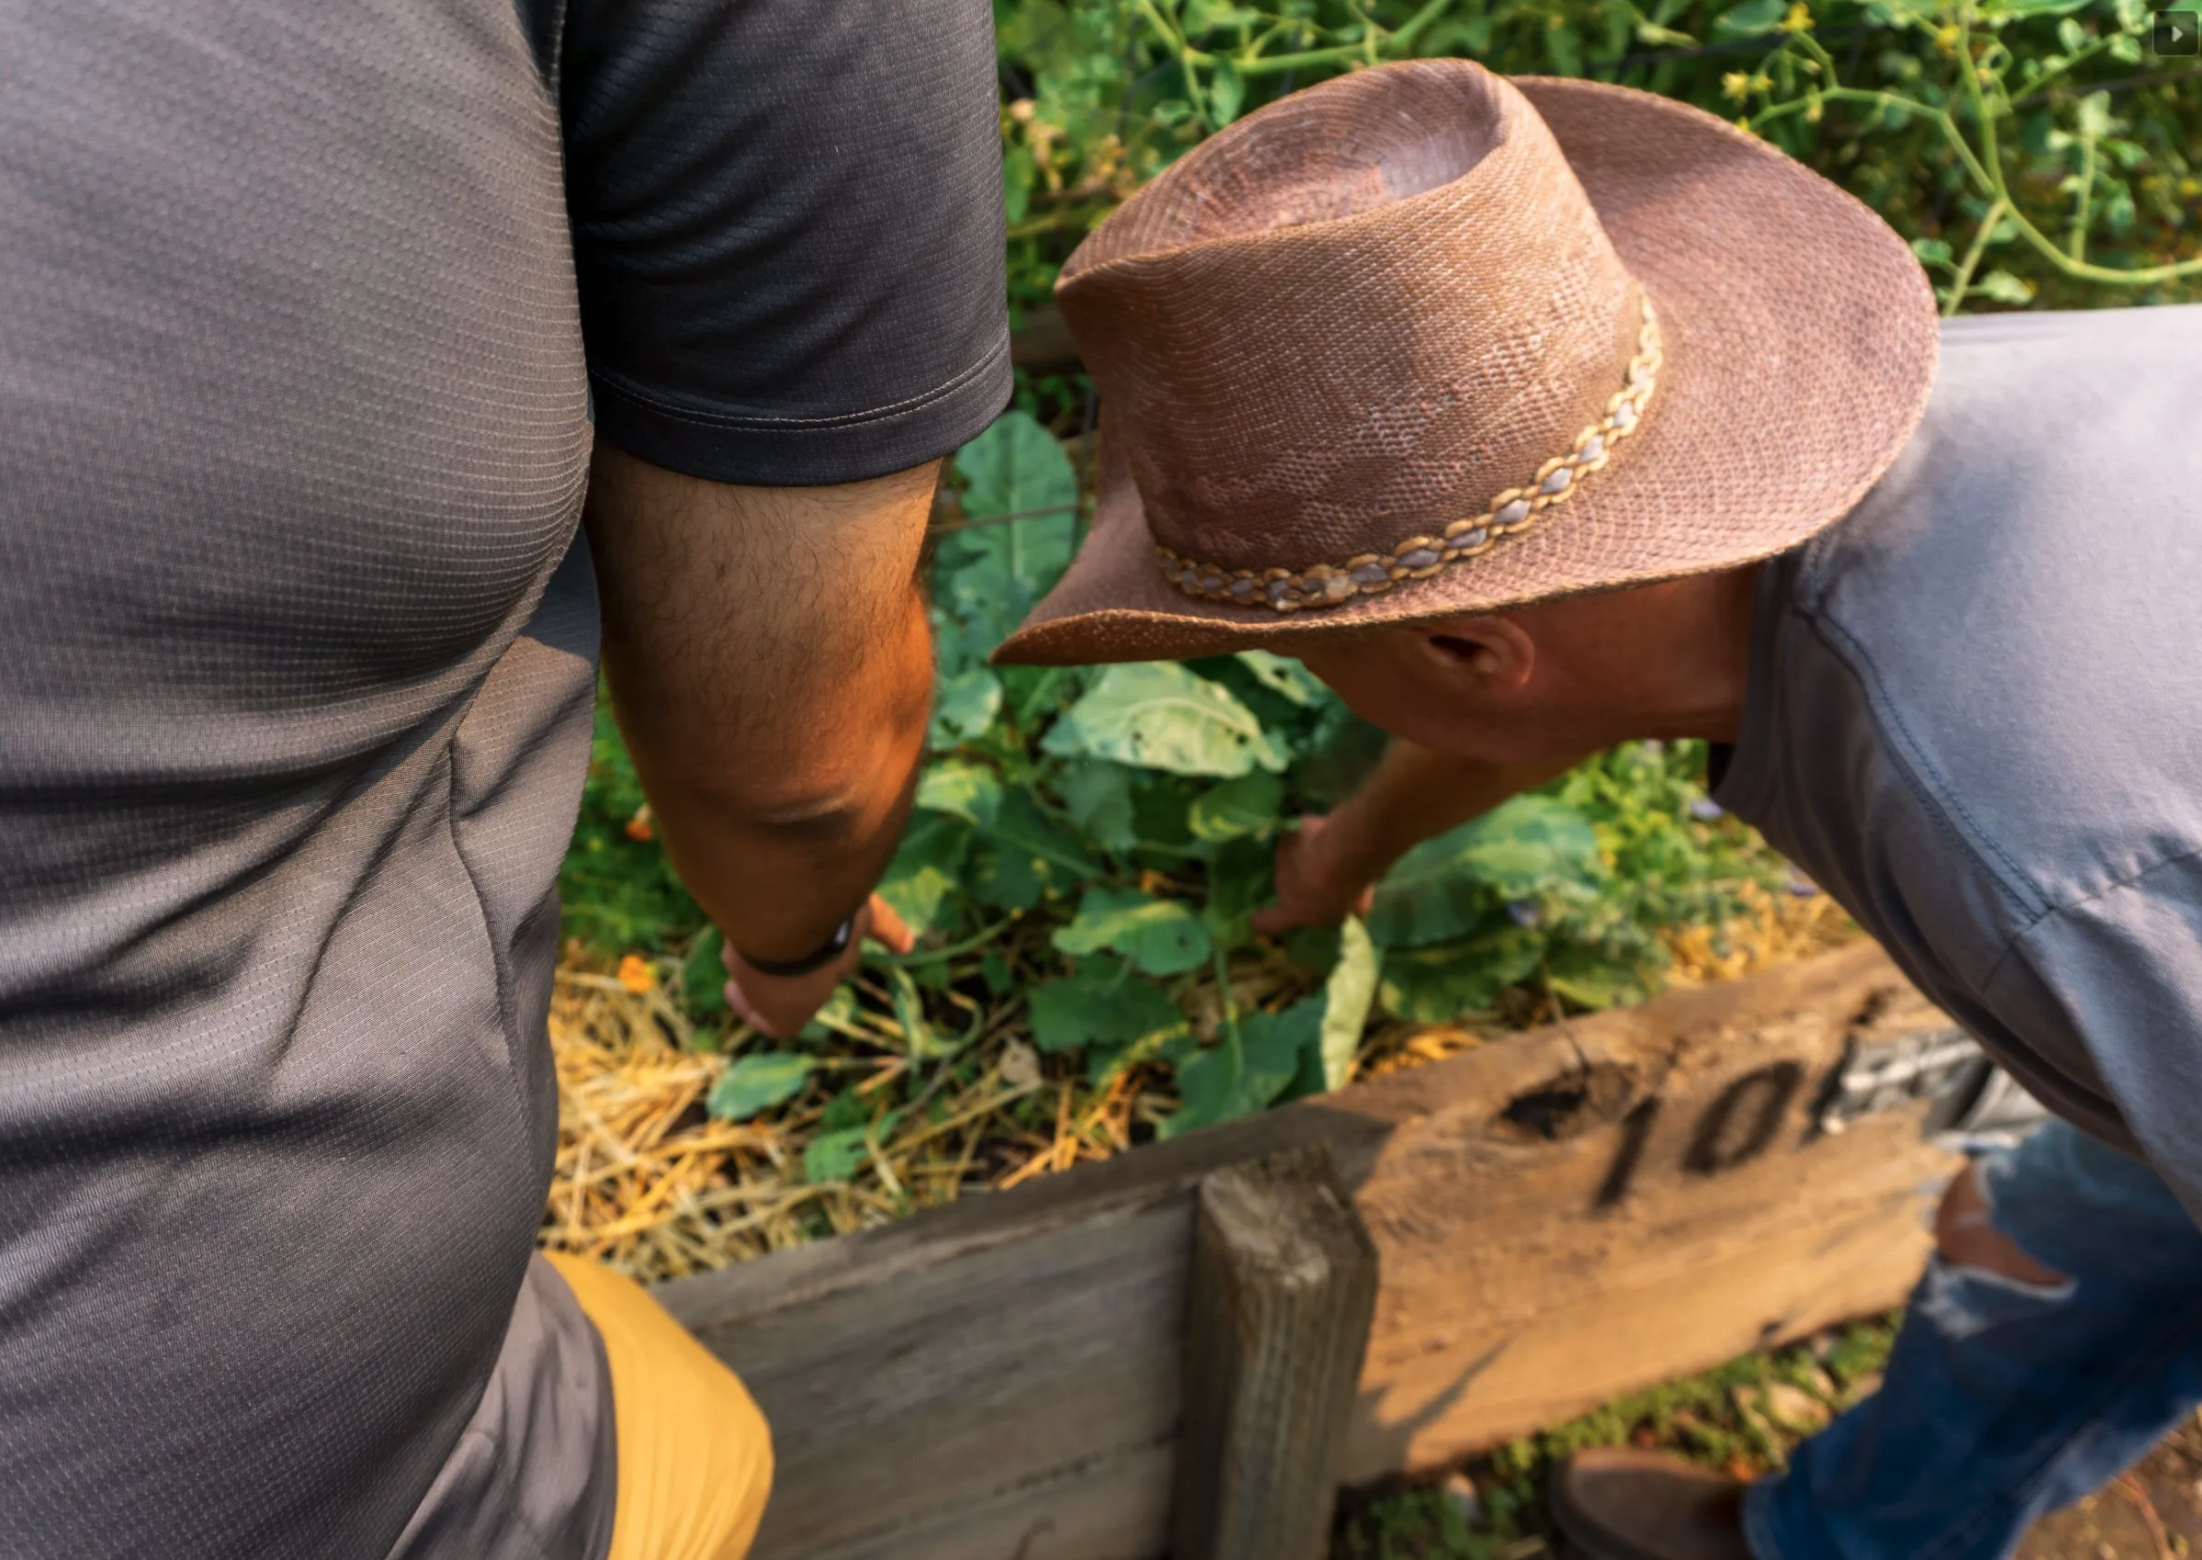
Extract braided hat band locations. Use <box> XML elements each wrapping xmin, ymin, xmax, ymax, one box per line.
<box><xmin>1156</xmin><ymin>299</ymin><xmax>1662</xmax><ymax>614</ymax></box>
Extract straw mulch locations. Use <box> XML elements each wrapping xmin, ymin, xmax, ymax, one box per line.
<box><xmin>538</xmin><ymin>886</ymin><xmax>1856</xmax><ymax>1284</ymax></box>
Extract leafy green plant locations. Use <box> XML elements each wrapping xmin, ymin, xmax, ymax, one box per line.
<box><xmin>566</xmin><ymin>407</ymin><xmax>1788</xmax><ymax>1144</ymax></box>
<box><xmin>994</xmin><ymin>0</ymin><xmax>2198</xmax><ymax>335</ymax></box>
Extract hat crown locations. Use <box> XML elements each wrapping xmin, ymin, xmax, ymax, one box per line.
<box><xmin>1057</xmin><ymin>61</ymin><xmax>1644</xmax><ymax>579</ymax></box>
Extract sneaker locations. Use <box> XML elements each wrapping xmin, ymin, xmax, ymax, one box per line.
<box><xmin>1548</xmin><ymin>1448</ymin><xmax>1756</xmax><ymax>1560</ymax></box>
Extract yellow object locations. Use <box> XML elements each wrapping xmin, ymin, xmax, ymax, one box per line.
<box><xmin>543</xmin><ymin>1252</ymin><xmax>774</xmax><ymax>1560</ymax></box>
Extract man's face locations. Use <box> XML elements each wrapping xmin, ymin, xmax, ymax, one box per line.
<box><xmin>1293</xmin><ymin>625</ymin><xmax>1577</xmax><ymax>766</ymax></box>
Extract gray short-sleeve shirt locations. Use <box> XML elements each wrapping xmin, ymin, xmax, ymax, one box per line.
<box><xmin>1717</xmin><ymin>305</ymin><xmax>2202</xmax><ymax>1213</ymax></box>
<box><xmin>0</xmin><ymin>1</ymin><xmax>1008</xmax><ymax>1554</ymax></box>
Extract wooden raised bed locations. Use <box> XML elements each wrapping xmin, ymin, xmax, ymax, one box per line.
<box><xmin>656</xmin><ymin>941</ymin><xmax>1964</xmax><ymax>1560</ymax></box>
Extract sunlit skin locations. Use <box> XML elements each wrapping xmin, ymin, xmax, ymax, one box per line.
<box><xmin>1289</xmin><ymin>566</ymin><xmax>1763</xmax><ymax>769</ymax></box>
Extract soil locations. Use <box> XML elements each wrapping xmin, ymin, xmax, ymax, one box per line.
<box><xmin>2018</xmin><ymin>1419</ymin><xmax>2202</xmax><ymax>1560</ymax></box>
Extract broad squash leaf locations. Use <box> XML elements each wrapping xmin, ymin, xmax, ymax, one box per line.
<box><xmin>707</xmin><ymin>1052</ymin><xmax>817</xmax><ymax>1121</ymax></box>
<box><xmin>1052</xmin><ymin>885</ymin><xmax>1212</xmax><ymax>976</ymax></box>
<box><xmin>1041</xmin><ymin>662</ymin><xmax>1288</xmax><ymax>778</ymax></box>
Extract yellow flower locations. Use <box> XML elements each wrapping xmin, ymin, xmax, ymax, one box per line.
<box><xmin>1723</xmin><ymin>71</ymin><xmax>1752</xmax><ymax>101</ymax></box>
<box><xmin>618</xmin><ymin>954</ymin><xmax>656</xmax><ymax>995</ymax></box>
<box><xmin>1781</xmin><ymin>3</ymin><xmax>1814</xmax><ymax>31</ymax></box>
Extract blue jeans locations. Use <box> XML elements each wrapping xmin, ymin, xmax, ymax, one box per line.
<box><xmin>1745</xmin><ymin>1122</ymin><xmax>2202</xmax><ymax>1560</ymax></box>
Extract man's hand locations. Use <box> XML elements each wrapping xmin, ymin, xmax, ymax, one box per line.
<box><xmin>724</xmin><ymin>893</ymin><xmax>914</xmax><ymax>1039</ymax></box>
<box><xmin>585</xmin><ymin>442</ymin><xmax>938</xmax><ymax>1037</ymax></box>
<box><xmin>1253</xmin><ymin>815</ymin><xmax>1377</xmax><ymax>934</ymax></box>
<box><xmin>1253</xmin><ymin>741</ymin><xmax>1587</xmax><ymax>935</ymax></box>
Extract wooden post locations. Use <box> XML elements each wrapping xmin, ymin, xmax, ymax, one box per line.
<box><xmin>1171</xmin><ymin>1146</ymin><xmax>1380</xmax><ymax>1560</ymax></box>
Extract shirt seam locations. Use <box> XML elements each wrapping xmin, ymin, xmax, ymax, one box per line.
<box><xmin>1980</xmin><ymin>837</ymin><xmax>2202</xmax><ymax>993</ymax></box>
<box><xmin>588</xmin><ymin>336</ymin><xmax>1007</xmax><ymax>433</ymax></box>
<box><xmin>1804</xmin><ymin>604</ymin><xmax>2047</xmax><ymax>920</ymax></box>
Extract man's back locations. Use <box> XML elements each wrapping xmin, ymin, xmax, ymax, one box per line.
<box><xmin>1717</xmin><ymin>304</ymin><xmax>2202</xmax><ymax>1207</ymax></box>
<box><xmin>0</xmin><ymin>0</ymin><xmax>1006</xmax><ymax>1553</ymax></box>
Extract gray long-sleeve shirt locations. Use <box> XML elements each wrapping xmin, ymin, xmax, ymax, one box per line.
<box><xmin>1717</xmin><ymin>305</ymin><xmax>2202</xmax><ymax>1214</ymax></box>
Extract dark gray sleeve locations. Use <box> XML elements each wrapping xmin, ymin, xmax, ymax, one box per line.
<box><xmin>559</xmin><ymin>0</ymin><xmax>1010</xmax><ymax>486</ymax></box>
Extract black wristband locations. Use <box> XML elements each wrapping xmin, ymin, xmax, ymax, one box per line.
<box><xmin>733</xmin><ymin>915</ymin><xmax>856</xmax><ymax>979</ymax></box>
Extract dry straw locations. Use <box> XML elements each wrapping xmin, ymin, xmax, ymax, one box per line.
<box><xmin>539</xmin><ymin>890</ymin><xmax>1850</xmax><ymax>1283</ymax></box>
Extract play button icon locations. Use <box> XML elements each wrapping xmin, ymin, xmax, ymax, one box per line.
<box><xmin>2155</xmin><ymin>9</ymin><xmax>2200</xmax><ymax>54</ymax></box>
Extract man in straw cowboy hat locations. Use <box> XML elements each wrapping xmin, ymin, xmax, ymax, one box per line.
<box><xmin>993</xmin><ymin>57</ymin><xmax>2202</xmax><ymax>1560</ymax></box>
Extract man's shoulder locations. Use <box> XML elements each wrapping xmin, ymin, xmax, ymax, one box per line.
<box><xmin>1777</xmin><ymin>303</ymin><xmax>2202</xmax><ymax>919</ymax></box>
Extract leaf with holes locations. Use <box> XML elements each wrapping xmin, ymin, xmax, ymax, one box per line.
<box><xmin>1041</xmin><ymin>662</ymin><xmax>1288</xmax><ymax>778</ymax></box>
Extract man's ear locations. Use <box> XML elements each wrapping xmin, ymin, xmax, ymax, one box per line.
<box><xmin>1418</xmin><ymin>616</ymin><xmax>1536</xmax><ymax>692</ymax></box>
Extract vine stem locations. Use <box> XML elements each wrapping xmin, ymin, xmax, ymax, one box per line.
<box><xmin>1943</xmin><ymin>196</ymin><xmax>2008</xmax><ymax>317</ymax></box>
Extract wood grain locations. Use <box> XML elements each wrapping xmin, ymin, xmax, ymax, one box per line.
<box><xmin>655</xmin><ymin>941</ymin><xmax>1960</xmax><ymax>1559</ymax></box>
<box><xmin>1173</xmin><ymin>1149</ymin><xmax>1378</xmax><ymax>1560</ymax></box>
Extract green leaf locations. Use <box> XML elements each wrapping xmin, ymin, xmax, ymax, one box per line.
<box><xmin>1909</xmin><ymin>236</ymin><xmax>1954</xmax><ymax>267</ymax></box>
<box><xmin>1053</xmin><ymin>885</ymin><xmax>1213</xmax><ymax>976</ymax></box>
<box><xmin>1208</xmin><ymin>58</ymin><xmax>1246</xmax><ymax>126</ymax></box>
<box><xmin>936</xmin><ymin>412</ymin><xmax>1078</xmax><ymax>651</ymax></box>
<box><xmin>682</xmin><ymin>926</ymin><xmax>729</xmax><ymax>1018</ymax></box>
<box><xmin>1371</xmin><ymin>795</ymin><xmax>1614</xmax><ymax>947</ymax></box>
<box><xmin>1713</xmin><ymin>0</ymin><xmax>1788</xmax><ymax>34</ymax></box>
<box><xmin>1188</xmin><ymin>771</ymin><xmax>1284</xmax><ymax>843</ymax></box>
<box><xmin>929</xmin><ymin>668</ymin><xmax>1003</xmax><ymax>749</ymax></box>
<box><xmin>916</xmin><ymin>760</ymin><xmax>1003</xmax><ymax>827</ymax></box>
<box><xmin>1971</xmin><ymin>269</ymin><xmax>2034</xmax><ymax>305</ymax></box>
<box><xmin>877</xmin><ymin>812</ymin><xmax>972</xmax><ymax>934</ymax></box>
<box><xmin>1235</xmin><ymin>649</ymin><xmax>1326</xmax><ymax>707</ymax></box>
<box><xmin>890</xmin><ymin>966</ymin><xmax>956</xmax><ymax>1059</ymax></box>
<box><xmin>968</xmin><ymin>788</ymin><xmax>1098</xmax><ymax>910</ymax></box>
<box><xmin>1318</xmin><ymin>915</ymin><xmax>1382</xmax><ymax>1092</ymax></box>
<box><xmin>1161</xmin><ymin>1006</ymin><xmax>1309</xmax><ymax>1137</ymax></box>
<box><xmin>1028</xmin><ymin>955</ymin><xmax>1187</xmax><ymax>1053</ymax></box>
<box><xmin>1055</xmin><ymin>758</ymin><xmax>1139</xmax><ymax>852</ymax></box>
<box><xmin>1544</xmin><ymin>943</ymin><xmax>1654</xmax><ymax>1012</ymax></box>
<box><xmin>2056</xmin><ymin>15</ymin><xmax>2085</xmax><ymax>51</ymax></box>
<box><xmin>1202</xmin><ymin>834</ymin><xmax>1275</xmax><ymax>951</ymax></box>
<box><xmin>707</xmin><ymin>1052</ymin><xmax>817</xmax><ymax>1121</ymax></box>
<box><xmin>1545</xmin><ymin>16</ymin><xmax>1584</xmax><ymax>74</ymax></box>
<box><xmin>1041</xmin><ymin>662</ymin><xmax>1289</xmax><ymax>778</ymax></box>
<box><xmin>1378</xmin><ymin>928</ymin><xmax>1545</xmax><ymax>1023</ymax></box>
<box><xmin>802</xmin><ymin>1115</ymin><xmax>897</xmax><ymax>1184</ymax></box>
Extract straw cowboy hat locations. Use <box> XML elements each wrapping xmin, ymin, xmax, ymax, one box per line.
<box><xmin>992</xmin><ymin>59</ymin><xmax>1937</xmax><ymax>667</ymax></box>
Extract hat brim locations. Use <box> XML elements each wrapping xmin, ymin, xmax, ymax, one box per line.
<box><xmin>993</xmin><ymin>76</ymin><xmax>1937</xmax><ymax>668</ymax></box>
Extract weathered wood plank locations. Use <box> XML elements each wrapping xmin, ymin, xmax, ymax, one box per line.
<box><xmin>655</xmin><ymin>941</ymin><xmax>1960</xmax><ymax>1560</ymax></box>
<box><xmin>1173</xmin><ymin>1149</ymin><xmax>1378</xmax><ymax>1560</ymax></box>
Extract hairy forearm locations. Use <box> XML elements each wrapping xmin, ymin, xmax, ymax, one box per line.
<box><xmin>585</xmin><ymin>442</ymin><xmax>937</xmax><ymax>964</ymax></box>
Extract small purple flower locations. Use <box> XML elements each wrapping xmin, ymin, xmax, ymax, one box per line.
<box><xmin>1788</xmin><ymin>873</ymin><xmax>1821</xmax><ymax>898</ymax></box>
<box><xmin>1506</xmin><ymin>899</ymin><xmax>1543</xmax><ymax>928</ymax></box>
<box><xmin>1687</xmin><ymin>797</ymin><xmax>1724</xmax><ymax>822</ymax></box>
